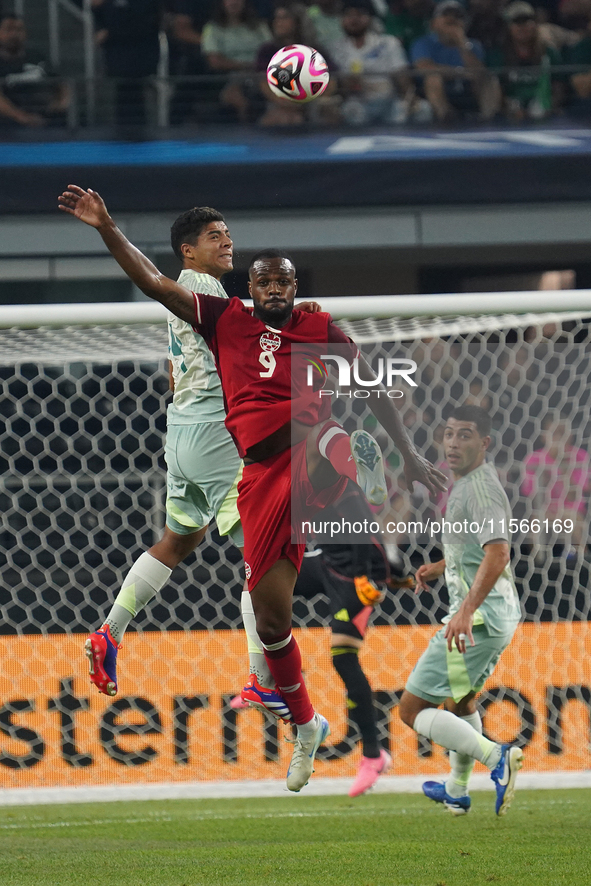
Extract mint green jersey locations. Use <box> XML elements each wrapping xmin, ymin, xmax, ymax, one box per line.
<box><xmin>442</xmin><ymin>461</ymin><xmax>521</xmax><ymax>636</ymax></box>
<box><xmin>167</xmin><ymin>269</ymin><xmax>227</xmax><ymax>425</ymax></box>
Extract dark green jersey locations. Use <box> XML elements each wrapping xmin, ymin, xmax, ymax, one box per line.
<box><xmin>487</xmin><ymin>43</ymin><xmax>562</xmax><ymax>106</ymax></box>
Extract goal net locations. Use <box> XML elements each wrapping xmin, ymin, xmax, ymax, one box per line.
<box><xmin>1</xmin><ymin>293</ymin><xmax>590</xmax><ymax>798</ymax></box>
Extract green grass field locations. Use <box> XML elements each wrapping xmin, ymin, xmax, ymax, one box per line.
<box><xmin>2</xmin><ymin>789</ymin><xmax>589</xmax><ymax>886</ymax></box>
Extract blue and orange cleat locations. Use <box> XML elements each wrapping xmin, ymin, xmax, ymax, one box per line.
<box><xmin>85</xmin><ymin>625</ymin><xmax>119</xmax><ymax>696</ymax></box>
<box><xmin>239</xmin><ymin>674</ymin><xmax>292</xmax><ymax>722</ymax></box>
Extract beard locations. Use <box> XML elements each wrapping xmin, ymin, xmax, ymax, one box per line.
<box><xmin>253</xmin><ymin>301</ymin><xmax>293</xmax><ymax>327</ymax></box>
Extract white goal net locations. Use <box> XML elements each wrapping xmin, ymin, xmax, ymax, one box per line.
<box><xmin>1</xmin><ymin>293</ymin><xmax>591</xmax><ymax>797</ymax></box>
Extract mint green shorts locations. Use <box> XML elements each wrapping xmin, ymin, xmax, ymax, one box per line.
<box><xmin>165</xmin><ymin>421</ymin><xmax>243</xmax><ymax>546</ymax></box>
<box><xmin>405</xmin><ymin>624</ymin><xmax>515</xmax><ymax>705</ymax></box>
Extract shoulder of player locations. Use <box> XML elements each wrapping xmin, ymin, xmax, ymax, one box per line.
<box><xmin>176</xmin><ymin>269</ymin><xmax>227</xmax><ymax>297</ymax></box>
<box><xmin>292</xmin><ymin>309</ymin><xmax>332</xmax><ymax>322</ymax></box>
<box><xmin>291</xmin><ymin>309</ymin><xmax>335</xmax><ymax>334</ymax></box>
<box><xmin>463</xmin><ymin>463</ymin><xmax>508</xmax><ymax>504</ymax></box>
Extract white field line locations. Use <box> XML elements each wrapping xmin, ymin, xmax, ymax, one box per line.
<box><xmin>0</xmin><ymin>807</ymin><xmax>423</xmax><ymax>831</ymax></box>
<box><xmin>0</xmin><ymin>795</ymin><xmax>580</xmax><ymax>832</ymax></box>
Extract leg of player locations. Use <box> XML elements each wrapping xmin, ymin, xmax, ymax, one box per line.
<box><xmin>249</xmin><ymin>559</ymin><xmax>330</xmax><ymax>792</ymax></box>
<box><xmin>314</xmin><ymin>519</ymin><xmax>392</xmax><ymax>797</ymax></box>
<box><xmin>232</xmin><ymin>586</ymin><xmax>293</xmax><ymax>722</ymax></box>
<box><xmin>399</xmin><ymin>690</ymin><xmax>524</xmax><ymax>816</ymax></box>
<box><xmin>444</xmin><ymin>695</ymin><xmax>483</xmax><ymax>801</ymax></box>
<box><xmin>85</xmin><ymin>525</ymin><xmax>207</xmax><ymax>696</ymax></box>
<box><xmin>310</xmin><ymin>421</ymin><xmax>388</xmax><ymax>507</ymax></box>
<box><xmin>332</xmin><ymin>633</ymin><xmax>391</xmax><ymax>797</ymax></box>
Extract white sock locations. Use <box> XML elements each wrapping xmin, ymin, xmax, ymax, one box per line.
<box><xmin>413</xmin><ymin>708</ymin><xmax>501</xmax><ymax>770</ymax></box>
<box><xmin>102</xmin><ymin>552</ymin><xmax>172</xmax><ymax>644</ymax></box>
<box><xmin>296</xmin><ymin>712</ymin><xmax>318</xmax><ymax>739</ymax></box>
<box><xmin>446</xmin><ymin>711</ymin><xmax>482</xmax><ymax>797</ymax></box>
<box><xmin>240</xmin><ymin>590</ymin><xmax>275</xmax><ymax>688</ymax></box>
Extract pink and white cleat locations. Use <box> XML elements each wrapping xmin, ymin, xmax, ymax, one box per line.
<box><xmin>348</xmin><ymin>749</ymin><xmax>392</xmax><ymax>797</ymax></box>
<box><xmin>229</xmin><ymin>694</ymin><xmax>250</xmax><ymax>711</ymax></box>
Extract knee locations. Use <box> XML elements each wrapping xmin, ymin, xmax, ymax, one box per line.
<box><xmin>255</xmin><ymin>609</ymin><xmax>291</xmax><ymax>644</ymax></box>
<box><xmin>446</xmin><ymin>697</ymin><xmax>476</xmax><ymax>718</ymax></box>
<box><xmin>397</xmin><ymin>692</ymin><xmax>416</xmax><ymax>729</ymax></box>
<box><xmin>424</xmin><ymin>73</ymin><xmax>444</xmax><ymax>92</ymax></box>
<box><xmin>150</xmin><ymin>527</ymin><xmax>204</xmax><ymax>568</ymax></box>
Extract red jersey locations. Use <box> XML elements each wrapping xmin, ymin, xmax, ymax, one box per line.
<box><xmin>191</xmin><ymin>294</ymin><xmax>355</xmax><ymax>458</ymax></box>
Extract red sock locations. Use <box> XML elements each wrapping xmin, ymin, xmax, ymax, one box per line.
<box><xmin>317</xmin><ymin>424</ymin><xmax>357</xmax><ymax>484</ymax></box>
<box><xmin>263</xmin><ymin>631</ymin><xmax>314</xmax><ymax>725</ymax></box>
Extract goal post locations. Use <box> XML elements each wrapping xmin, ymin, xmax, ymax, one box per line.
<box><xmin>1</xmin><ymin>291</ymin><xmax>591</xmax><ymax>801</ymax></box>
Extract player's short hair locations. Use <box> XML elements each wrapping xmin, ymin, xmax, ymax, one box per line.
<box><xmin>170</xmin><ymin>207</ymin><xmax>225</xmax><ymax>261</ymax></box>
<box><xmin>248</xmin><ymin>249</ymin><xmax>295</xmax><ymax>272</ymax></box>
<box><xmin>448</xmin><ymin>405</ymin><xmax>492</xmax><ymax>437</ymax></box>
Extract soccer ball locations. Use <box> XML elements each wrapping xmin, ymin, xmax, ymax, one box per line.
<box><xmin>266</xmin><ymin>44</ymin><xmax>330</xmax><ymax>103</ymax></box>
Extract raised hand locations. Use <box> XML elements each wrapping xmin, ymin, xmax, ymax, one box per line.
<box><xmin>403</xmin><ymin>451</ymin><xmax>448</xmax><ymax>496</ymax></box>
<box><xmin>58</xmin><ymin>185</ymin><xmax>111</xmax><ymax>229</ymax></box>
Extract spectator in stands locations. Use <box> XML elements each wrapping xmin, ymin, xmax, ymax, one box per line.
<box><xmin>166</xmin><ymin>0</ymin><xmax>214</xmax><ymax>124</ymax></box>
<box><xmin>0</xmin><ymin>14</ymin><xmax>70</xmax><ymax>128</ymax></box>
<box><xmin>537</xmin><ymin>0</ymin><xmax>585</xmax><ymax>52</ymax></box>
<box><xmin>168</xmin><ymin>1</ymin><xmax>213</xmax><ymax>75</ymax></box>
<box><xmin>94</xmin><ymin>0</ymin><xmax>163</xmax><ymax>127</ymax></box>
<box><xmin>307</xmin><ymin>0</ymin><xmax>347</xmax><ymax>46</ymax></box>
<box><xmin>564</xmin><ymin>3</ymin><xmax>591</xmax><ymax>116</ymax></box>
<box><xmin>256</xmin><ymin>4</ymin><xmax>327</xmax><ymax>126</ymax></box>
<box><xmin>384</xmin><ymin>0</ymin><xmax>433</xmax><ymax>53</ymax></box>
<box><xmin>410</xmin><ymin>0</ymin><xmax>502</xmax><ymax>121</ymax></box>
<box><xmin>521</xmin><ymin>415</ymin><xmax>590</xmax><ymax>554</ymax></box>
<box><xmin>333</xmin><ymin>0</ymin><xmax>430</xmax><ymax>124</ymax></box>
<box><xmin>486</xmin><ymin>1</ymin><xmax>565</xmax><ymax>120</ymax></box>
<box><xmin>202</xmin><ymin>0</ymin><xmax>271</xmax><ymax>122</ymax></box>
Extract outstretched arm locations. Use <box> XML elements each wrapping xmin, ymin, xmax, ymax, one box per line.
<box><xmin>415</xmin><ymin>558</ymin><xmax>446</xmax><ymax>593</ymax></box>
<box><xmin>58</xmin><ymin>185</ymin><xmax>195</xmax><ymax>324</ymax></box>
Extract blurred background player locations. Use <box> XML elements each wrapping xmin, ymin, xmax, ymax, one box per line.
<box><xmin>521</xmin><ymin>412</ymin><xmax>590</xmax><ymax>557</ymax></box>
<box><xmin>398</xmin><ymin>405</ymin><xmax>523</xmax><ymax>816</ymax></box>
<box><xmin>59</xmin><ymin>184</ymin><xmax>446</xmax><ymax>791</ymax></box>
<box><xmin>233</xmin><ymin>480</ymin><xmax>415</xmax><ymax>796</ymax></box>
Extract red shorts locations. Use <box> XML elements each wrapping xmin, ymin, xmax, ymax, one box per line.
<box><xmin>238</xmin><ymin>439</ymin><xmax>347</xmax><ymax>591</ymax></box>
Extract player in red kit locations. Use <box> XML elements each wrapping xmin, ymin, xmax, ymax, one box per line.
<box><xmin>59</xmin><ymin>185</ymin><xmax>447</xmax><ymax>792</ymax></box>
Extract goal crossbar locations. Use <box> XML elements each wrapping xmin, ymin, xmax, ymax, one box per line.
<box><xmin>0</xmin><ymin>289</ymin><xmax>590</xmax><ymax>327</ymax></box>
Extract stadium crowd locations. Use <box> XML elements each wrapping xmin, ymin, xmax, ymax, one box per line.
<box><xmin>1</xmin><ymin>0</ymin><xmax>591</xmax><ymax>128</ymax></box>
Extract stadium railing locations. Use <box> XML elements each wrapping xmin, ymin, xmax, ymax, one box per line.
<box><xmin>5</xmin><ymin>65</ymin><xmax>589</xmax><ymax>131</ymax></box>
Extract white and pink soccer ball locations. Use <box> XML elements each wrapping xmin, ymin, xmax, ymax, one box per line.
<box><xmin>266</xmin><ymin>44</ymin><xmax>330</xmax><ymax>104</ymax></box>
